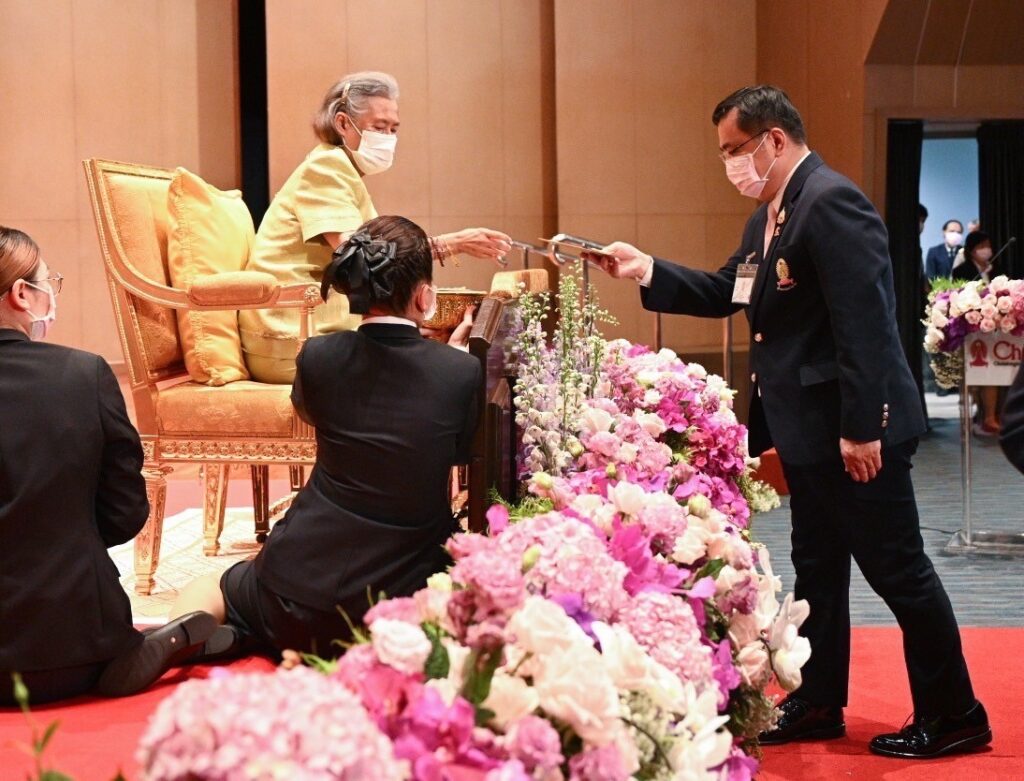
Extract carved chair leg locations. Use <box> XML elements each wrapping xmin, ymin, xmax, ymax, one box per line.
<box><xmin>289</xmin><ymin>465</ymin><xmax>306</xmax><ymax>492</ymax></box>
<box><xmin>251</xmin><ymin>464</ymin><xmax>270</xmax><ymax>542</ymax></box>
<box><xmin>135</xmin><ymin>465</ymin><xmax>168</xmax><ymax>596</ymax></box>
<box><xmin>203</xmin><ymin>463</ymin><xmax>230</xmax><ymax>556</ymax></box>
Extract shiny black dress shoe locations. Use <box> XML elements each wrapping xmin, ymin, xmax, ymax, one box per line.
<box><xmin>759</xmin><ymin>696</ymin><xmax>846</xmax><ymax>745</ymax></box>
<box><xmin>95</xmin><ymin>611</ymin><xmax>218</xmax><ymax>697</ymax></box>
<box><xmin>870</xmin><ymin>701</ymin><xmax>992</xmax><ymax>758</ymax></box>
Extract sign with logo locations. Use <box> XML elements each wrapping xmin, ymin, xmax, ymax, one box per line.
<box><xmin>964</xmin><ymin>332</ymin><xmax>1024</xmax><ymax>386</ymax></box>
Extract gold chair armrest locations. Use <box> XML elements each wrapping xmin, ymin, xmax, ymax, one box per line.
<box><xmin>186</xmin><ymin>271</ymin><xmax>280</xmax><ymax>308</ymax></box>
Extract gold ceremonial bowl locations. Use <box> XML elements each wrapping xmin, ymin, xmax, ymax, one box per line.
<box><xmin>422</xmin><ymin>288</ymin><xmax>487</xmax><ymax>330</ymax></box>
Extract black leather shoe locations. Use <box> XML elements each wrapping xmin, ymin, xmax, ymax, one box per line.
<box><xmin>759</xmin><ymin>696</ymin><xmax>846</xmax><ymax>745</ymax></box>
<box><xmin>869</xmin><ymin>701</ymin><xmax>992</xmax><ymax>758</ymax></box>
<box><xmin>96</xmin><ymin>611</ymin><xmax>218</xmax><ymax>697</ymax></box>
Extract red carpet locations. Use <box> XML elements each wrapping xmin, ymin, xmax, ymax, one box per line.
<box><xmin>1</xmin><ymin>629</ymin><xmax>1019</xmax><ymax>779</ymax></box>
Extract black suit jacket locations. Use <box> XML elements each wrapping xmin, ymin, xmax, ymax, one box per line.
<box><xmin>951</xmin><ymin>258</ymin><xmax>996</xmax><ymax>284</ymax></box>
<box><xmin>0</xmin><ymin>330</ymin><xmax>147</xmax><ymax>672</ymax></box>
<box><xmin>925</xmin><ymin>243</ymin><xmax>958</xmax><ymax>281</ymax></box>
<box><xmin>1000</xmin><ymin>363</ymin><xmax>1024</xmax><ymax>475</ymax></box>
<box><xmin>255</xmin><ymin>323</ymin><xmax>482</xmax><ymax>615</ymax></box>
<box><xmin>641</xmin><ymin>153</ymin><xmax>925</xmax><ymax>465</ymax></box>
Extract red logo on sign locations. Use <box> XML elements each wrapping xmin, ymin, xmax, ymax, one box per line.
<box><xmin>969</xmin><ymin>339</ymin><xmax>989</xmax><ymax>367</ymax></box>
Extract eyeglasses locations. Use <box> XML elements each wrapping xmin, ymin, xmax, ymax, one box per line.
<box><xmin>719</xmin><ymin>130</ymin><xmax>768</xmax><ymax>162</ymax></box>
<box><xmin>28</xmin><ymin>272</ymin><xmax>64</xmax><ymax>295</ymax></box>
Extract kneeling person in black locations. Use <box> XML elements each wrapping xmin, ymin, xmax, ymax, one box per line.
<box><xmin>169</xmin><ymin>215</ymin><xmax>481</xmax><ymax>658</ymax></box>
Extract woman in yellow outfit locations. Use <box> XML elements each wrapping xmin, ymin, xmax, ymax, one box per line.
<box><xmin>240</xmin><ymin>71</ymin><xmax>511</xmax><ymax>383</ymax></box>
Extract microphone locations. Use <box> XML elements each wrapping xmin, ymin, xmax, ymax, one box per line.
<box><xmin>990</xmin><ymin>236</ymin><xmax>1017</xmax><ymax>265</ymax></box>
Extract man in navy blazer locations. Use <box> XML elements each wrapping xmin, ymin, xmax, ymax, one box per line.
<box><xmin>595</xmin><ymin>86</ymin><xmax>988</xmax><ymax>759</ymax></box>
<box><xmin>924</xmin><ymin>219</ymin><xmax>964</xmax><ymax>281</ymax></box>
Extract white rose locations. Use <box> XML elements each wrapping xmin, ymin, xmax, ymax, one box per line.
<box><xmin>642</xmin><ymin>389</ymin><xmax>662</xmax><ymax>407</ymax></box>
<box><xmin>508</xmin><ymin>596</ymin><xmax>592</xmax><ymax>656</ymax></box>
<box><xmin>615</xmin><ymin>442</ymin><xmax>639</xmax><ymax>464</ymax></box>
<box><xmin>727</xmin><ymin>612</ymin><xmax>761</xmax><ymax>648</ymax></box>
<box><xmin>672</xmin><ymin>524</ymin><xmax>710</xmax><ymax>565</ymax></box>
<box><xmin>483</xmin><ymin>672</ymin><xmax>540</xmax><ymax>729</ymax></box>
<box><xmin>610</xmin><ymin>481</ymin><xmax>646</xmax><ymax>517</ymax></box>
<box><xmin>533</xmin><ymin>648</ymin><xmax>621</xmax><ymax>745</ymax></box>
<box><xmin>371</xmin><ymin>619</ymin><xmax>432</xmax><ymax>675</ymax></box>
<box><xmin>930</xmin><ymin>309</ymin><xmax>949</xmax><ymax>328</ymax></box>
<box><xmin>714</xmin><ymin>564</ymin><xmax>747</xmax><ymax>595</ymax></box>
<box><xmin>593</xmin><ymin>622</ymin><xmax>688</xmax><ymax>713</ymax></box>
<box><xmin>634</xmin><ymin>410</ymin><xmax>667</xmax><ymax>436</ymax></box>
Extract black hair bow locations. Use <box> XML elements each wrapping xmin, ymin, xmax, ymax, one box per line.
<box><xmin>321</xmin><ymin>231</ymin><xmax>397</xmax><ymax>313</ymax></box>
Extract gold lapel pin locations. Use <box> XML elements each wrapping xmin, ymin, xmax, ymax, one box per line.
<box><xmin>777</xmin><ymin>207</ymin><xmax>787</xmax><ymax>225</ymax></box>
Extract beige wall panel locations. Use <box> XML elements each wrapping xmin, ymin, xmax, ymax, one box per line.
<box><xmin>156</xmin><ymin>1</ymin><xmax>201</xmax><ymax>175</ymax></box>
<box><xmin>805</xmin><ymin>2</ymin><xmax>865</xmax><ymax>183</ymax></box>
<box><xmin>0</xmin><ymin>1</ymin><xmax>78</xmax><ymax>221</ymax></box>
<box><xmin>499</xmin><ymin>0</ymin><xmax>552</xmax><ymax>219</ymax></box>
<box><xmin>701</xmin><ymin>0</ymin><xmax>756</xmax><ymax>217</ymax></box>
<box><xmin>195</xmin><ymin>1</ymin><xmax>241</xmax><ymax>190</ymax></box>
<box><xmin>755</xmin><ymin>0</ymin><xmax>809</xmax><ymax>110</ymax></box>
<box><xmin>913</xmin><ymin>66</ymin><xmax>956</xmax><ymax>108</ymax></box>
<box><xmin>265</xmin><ymin>0</ymin><xmax>349</xmax><ymax>194</ymax></box>
<box><xmin>633</xmin><ymin>0</ymin><xmax>705</xmax><ymax>216</ymax></box>
<box><xmin>426</xmin><ymin>1</ymin><xmax>505</xmax><ymax>218</ymax></box>
<box><xmin>864</xmin><ymin>65</ymin><xmax>914</xmax><ymax>110</ymax></box>
<box><xmin>554</xmin><ymin>1</ymin><xmax>636</xmax><ymax>217</ymax></box>
<box><xmin>956</xmin><ymin>66</ymin><xmax>1024</xmax><ymax>109</ymax></box>
<box><xmin>347</xmin><ymin>0</ymin><xmax>431</xmax><ymax>217</ymax></box>
<box><xmin>76</xmin><ymin>229</ymin><xmax>119</xmax><ymax>356</ymax></box>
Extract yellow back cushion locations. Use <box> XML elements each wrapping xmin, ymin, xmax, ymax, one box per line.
<box><xmin>167</xmin><ymin>168</ymin><xmax>254</xmax><ymax>385</ymax></box>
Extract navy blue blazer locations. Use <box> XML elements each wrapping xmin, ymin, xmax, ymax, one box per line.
<box><xmin>641</xmin><ymin>153</ymin><xmax>926</xmax><ymax>465</ymax></box>
<box><xmin>925</xmin><ymin>242</ymin><xmax>959</xmax><ymax>281</ymax></box>
<box><xmin>0</xmin><ymin>330</ymin><xmax>147</xmax><ymax>672</ymax></box>
<box><xmin>255</xmin><ymin>323</ymin><xmax>481</xmax><ymax>615</ymax></box>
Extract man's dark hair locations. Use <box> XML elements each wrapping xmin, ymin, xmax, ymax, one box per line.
<box><xmin>918</xmin><ymin>203</ymin><xmax>929</xmax><ymax>220</ymax></box>
<box><xmin>711</xmin><ymin>85</ymin><xmax>806</xmax><ymax>144</ymax></box>
<box><xmin>942</xmin><ymin>219</ymin><xmax>963</xmax><ymax>232</ymax></box>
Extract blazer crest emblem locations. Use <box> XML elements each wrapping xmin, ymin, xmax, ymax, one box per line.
<box><xmin>775</xmin><ymin>258</ymin><xmax>797</xmax><ymax>291</ymax></box>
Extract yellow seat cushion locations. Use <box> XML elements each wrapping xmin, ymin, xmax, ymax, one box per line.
<box><xmin>167</xmin><ymin>168</ymin><xmax>255</xmax><ymax>385</ymax></box>
<box><xmin>155</xmin><ymin>381</ymin><xmax>295</xmax><ymax>437</ymax></box>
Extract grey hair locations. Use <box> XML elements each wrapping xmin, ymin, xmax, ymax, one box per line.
<box><xmin>313</xmin><ymin>71</ymin><xmax>400</xmax><ymax>146</ymax></box>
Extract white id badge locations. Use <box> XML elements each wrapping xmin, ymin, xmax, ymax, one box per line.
<box><xmin>732</xmin><ymin>262</ymin><xmax>757</xmax><ymax>305</ymax></box>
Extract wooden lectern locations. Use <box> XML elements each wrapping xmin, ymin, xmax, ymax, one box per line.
<box><xmin>467</xmin><ymin>296</ymin><xmax>519</xmax><ymax>531</ymax></box>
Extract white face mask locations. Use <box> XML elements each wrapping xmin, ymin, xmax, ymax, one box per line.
<box><xmin>24</xmin><ymin>281</ymin><xmax>56</xmax><ymax>341</ymax></box>
<box><xmin>347</xmin><ymin>120</ymin><xmax>397</xmax><ymax>175</ymax></box>
<box><xmin>945</xmin><ymin>231</ymin><xmax>963</xmax><ymax>247</ymax></box>
<box><xmin>724</xmin><ymin>133</ymin><xmax>778</xmax><ymax>199</ymax></box>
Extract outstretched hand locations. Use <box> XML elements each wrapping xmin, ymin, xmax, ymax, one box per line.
<box><xmin>441</xmin><ymin>228</ymin><xmax>513</xmax><ymax>265</ymax></box>
<box><xmin>447</xmin><ymin>305</ymin><xmax>477</xmax><ymax>349</ymax></box>
<box><xmin>840</xmin><ymin>437</ymin><xmax>882</xmax><ymax>482</ymax></box>
<box><xmin>583</xmin><ymin>241</ymin><xmax>653</xmax><ymax>280</ymax></box>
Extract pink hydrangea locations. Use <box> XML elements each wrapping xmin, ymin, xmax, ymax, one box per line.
<box><xmin>505</xmin><ymin>715</ymin><xmax>565</xmax><ymax>773</ymax></box>
<box><xmin>619</xmin><ymin>591</ymin><xmax>715</xmax><ymax>692</ymax></box>
<box><xmin>138</xmin><ymin>667</ymin><xmax>405</xmax><ymax>780</ymax></box>
<box><xmin>568</xmin><ymin>744</ymin><xmax>633</xmax><ymax>781</ymax></box>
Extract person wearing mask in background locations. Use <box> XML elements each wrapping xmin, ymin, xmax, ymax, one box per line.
<box><xmin>0</xmin><ymin>226</ymin><xmax>217</xmax><ymax>706</ymax></box>
<box><xmin>924</xmin><ymin>219</ymin><xmax>964</xmax><ymax>282</ymax></box>
<box><xmin>593</xmin><ymin>85</ymin><xmax>989</xmax><ymax>759</ymax></box>
<box><xmin>240</xmin><ymin>71</ymin><xmax>512</xmax><ymax>383</ymax></box>
<box><xmin>954</xmin><ymin>231</ymin><xmax>1003</xmax><ymax>436</ymax></box>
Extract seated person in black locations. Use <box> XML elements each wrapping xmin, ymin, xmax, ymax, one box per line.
<box><xmin>169</xmin><ymin>215</ymin><xmax>482</xmax><ymax>658</ymax></box>
<box><xmin>0</xmin><ymin>226</ymin><xmax>216</xmax><ymax>706</ymax></box>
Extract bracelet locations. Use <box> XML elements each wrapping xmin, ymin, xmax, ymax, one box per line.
<box><xmin>429</xmin><ymin>236</ymin><xmax>454</xmax><ymax>267</ymax></box>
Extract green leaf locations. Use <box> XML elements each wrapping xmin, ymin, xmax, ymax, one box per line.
<box><xmin>474</xmin><ymin>706</ymin><xmax>496</xmax><ymax>727</ymax></box>
<box><xmin>38</xmin><ymin>772</ymin><xmax>74</xmax><ymax>781</ymax></box>
<box><xmin>36</xmin><ymin>720</ymin><xmax>60</xmax><ymax>753</ymax></box>
<box><xmin>460</xmin><ymin>647</ymin><xmax>502</xmax><ymax>706</ymax></box>
<box><xmin>423</xmin><ymin>624</ymin><xmax>450</xmax><ymax>681</ymax></box>
<box><xmin>694</xmin><ymin>558</ymin><xmax>726</xmax><ymax>581</ymax></box>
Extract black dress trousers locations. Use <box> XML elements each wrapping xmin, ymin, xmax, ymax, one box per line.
<box><xmin>779</xmin><ymin>439</ymin><xmax>975</xmax><ymax>717</ymax></box>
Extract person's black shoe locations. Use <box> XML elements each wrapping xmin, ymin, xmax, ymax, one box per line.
<box><xmin>869</xmin><ymin>701</ymin><xmax>992</xmax><ymax>758</ymax></box>
<box><xmin>179</xmin><ymin>624</ymin><xmax>244</xmax><ymax>664</ymax></box>
<box><xmin>758</xmin><ymin>696</ymin><xmax>846</xmax><ymax>745</ymax></box>
<box><xmin>96</xmin><ymin>611</ymin><xmax>218</xmax><ymax>697</ymax></box>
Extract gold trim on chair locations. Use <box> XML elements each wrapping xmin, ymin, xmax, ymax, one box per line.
<box><xmin>84</xmin><ymin>158</ymin><xmax>319</xmax><ymax>595</ymax></box>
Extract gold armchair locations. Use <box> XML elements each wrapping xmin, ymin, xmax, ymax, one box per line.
<box><xmin>83</xmin><ymin>158</ymin><xmax>318</xmax><ymax>595</ymax></box>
